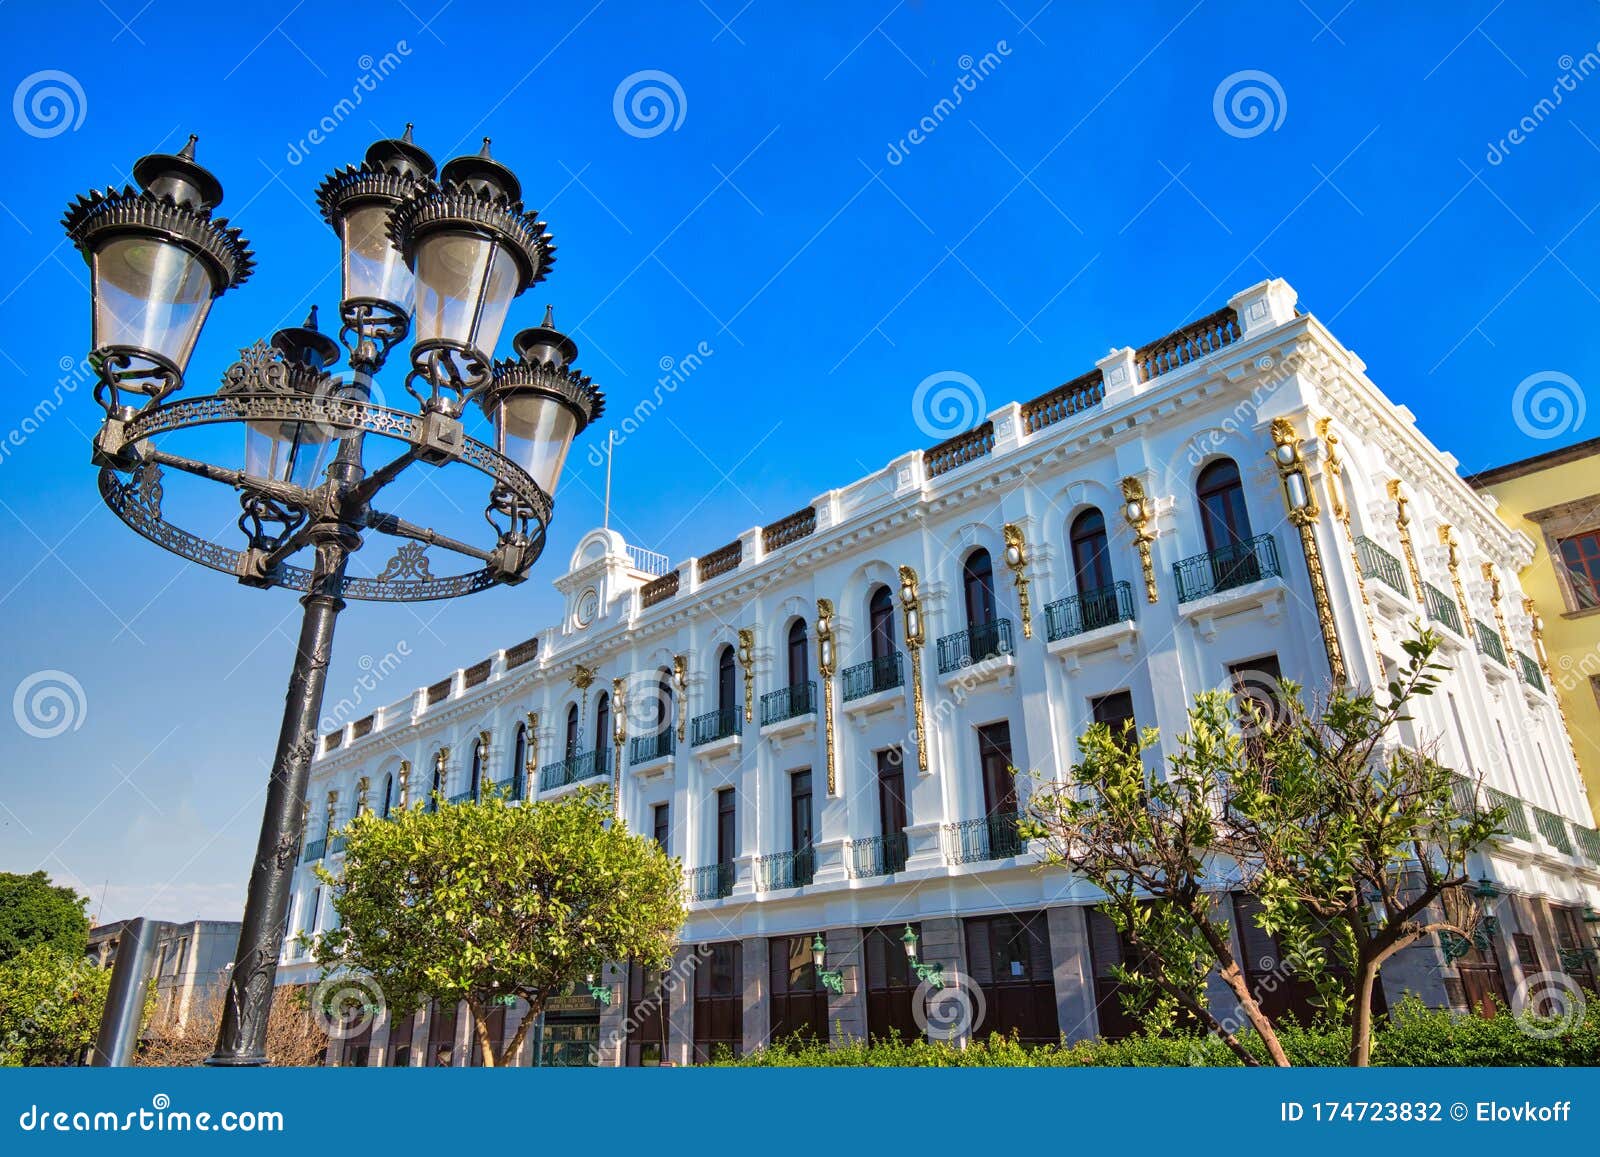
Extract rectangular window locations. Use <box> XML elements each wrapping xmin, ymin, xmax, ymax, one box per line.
<box><xmin>877</xmin><ymin>748</ymin><xmax>907</xmax><ymax>837</ymax></box>
<box><xmin>1085</xmin><ymin>909</ymin><xmax>1140</xmax><ymax>1041</ymax></box>
<box><xmin>1512</xmin><ymin>932</ymin><xmax>1542</xmax><ymax>974</ymax></box>
<box><xmin>962</xmin><ymin>911</ymin><xmax>1058</xmax><ymax>1044</ymax></box>
<box><xmin>627</xmin><ymin>963</ymin><xmax>667</xmax><ymax>1067</ymax></box>
<box><xmin>977</xmin><ymin>721</ymin><xmax>1016</xmax><ymax>815</ymax></box>
<box><xmin>790</xmin><ymin>769</ymin><xmax>813</xmax><ymax>851</ymax></box>
<box><xmin>1089</xmin><ymin>690</ymin><xmax>1137</xmax><ymax>749</ymax></box>
<box><xmin>1558</xmin><ymin>531</ymin><xmax>1600</xmax><ymax>610</ymax></box>
<box><xmin>652</xmin><ymin>803</ymin><xmax>670</xmax><ymax>854</ymax></box>
<box><xmin>715</xmin><ymin>789</ymin><xmax>736</xmax><ymax>866</ymax></box>
<box><xmin>692</xmin><ymin>941</ymin><xmax>743</xmax><ymax>1062</ymax></box>
<box><xmin>768</xmin><ymin>934</ymin><xmax>829</xmax><ymax>1044</ymax></box>
<box><xmin>426</xmin><ymin>1000</ymin><xmax>457</xmax><ymax>1067</ymax></box>
<box><xmin>389</xmin><ymin>1009</ymin><xmax>416</xmax><ymax>1067</ymax></box>
<box><xmin>863</xmin><ymin>923</ymin><xmax>923</xmax><ymax>1042</ymax></box>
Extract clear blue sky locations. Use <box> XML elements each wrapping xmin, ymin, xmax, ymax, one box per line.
<box><xmin>1</xmin><ymin>0</ymin><xmax>1596</xmax><ymax>922</ymax></box>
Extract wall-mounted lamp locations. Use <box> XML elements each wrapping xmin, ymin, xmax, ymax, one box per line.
<box><xmin>897</xmin><ymin>566</ymin><xmax>929</xmax><ymax>776</ymax></box>
<box><xmin>736</xmin><ymin>628</ymin><xmax>755</xmax><ymax>724</ymax></box>
<box><xmin>811</xmin><ymin>934</ymin><xmax>845</xmax><ymax>994</ymax></box>
<box><xmin>1474</xmin><ymin>876</ymin><xmax>1501</xmax><ymax>901</ymax></box>
<box><xmin>899</xmin><ymin>925</ymin><xmax>944</xmax><ymax>989</ymax></box>
<box><xmin>585</xmin><ymin>972</ymin><xmax>613</xmax><ymax>1006</ymax></box>
<box><xmin>611</xmin><ymin>676</ymin><xmax>626</xmax><ymax>815</ymax></box>
<box><xmin>816</xmin><ymin>599</ymin><xmax>839</xmax><ymax>796</ymax></box>
<box><xmin>1119</xmin><ymin>477</ymin><xmax>1158</xmax><ymax>604</ymax></box>
<box><xmin>1583</xmin><ymin>904</ymin><xmax>1599</xmax><ymax>926</ymax></box>
<box><xmin>1002</xmin><ymin>522</ymin><xmax>1032</xmax><ymax>639</ymax></box>
<box><xmin>672</xmin><ymin>655</ymin><xmax>688</xmax><ymax>742</ymax></box>
<box><xmin>1270</xmin><ymin>418</ymin><xmax>1345</xmax><ymax>686</ymax></box>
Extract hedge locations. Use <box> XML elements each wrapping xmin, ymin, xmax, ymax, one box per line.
<box><xmin>713</xmin><ymin>996</ymin><xmax>1600</xmax><ymax>1067</ymax></box>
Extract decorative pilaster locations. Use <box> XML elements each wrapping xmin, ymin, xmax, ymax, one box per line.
<box><xmin>1270</xmin><ymin>418</ymin><xmax>1345</xmax><ymax>686</ymax></box>
<box><xmin>1527</xmin><ymin>597</ymin><xmax>1582</xmax><ymax>767</ymax></box>
<box><xmin>1120</xmin><ymin>477</ymin><xmax>1158</xmax><ymax>604</ymax></box>
<box><xmin>355</xmin><ymin>776</ymin><xmax>370</xmax><ymax>816</ymax></box>
<box><xmin>1389</xmin><ymin>480</ymin><xmax>1427</xmax><ymax>618</ymax></box>
<box><xmin>1317</xmin><ymin>419</ymin><xmax>1383</xmax><ymax>678</ymax></box>
<box><xmin>672</xmin><ymin>656</ymin><xmax>687</xmax><ymax>742</ymax></box>
<box><xmin>1439</xmin><ymin>525</ymin><xmax>1472</xmax><ymax>633</ymax></box>
<box><xmin>611</xmin><ymin>677</ymin><xmax>626</xmax><ymax>817</ymax></box>
<box><xmin>525</xmin><ymin>711</ymin><xmax>539</xmax><ymax>774</ymax></box>
<box><xmin>1002</xmin><ymin>522</ymin><xmax>1033</xmax><ymax>639</ymax></box>
<box><xmin>736</xmin><ymin>629</ymin><xmax>755</xmax><ymax>724</ymax></box>
<box><xmin>1482</xmin><ymin>562</ymin><xmax>1514</xmax><ymax>662</ymax></box>
<box><xmin>397</xmin><ymin>760</ymin><xmax>411</xmax><ymax>810</ymax></box>
<box><xmin>898</xmin><ymin>565</ymin><xmax>931</xmax><ymax>776</ymax></box>
<box><xmin>817</xmin><ymin>599</ymin><xmax>838</xmax><ymax>796</ymax></box>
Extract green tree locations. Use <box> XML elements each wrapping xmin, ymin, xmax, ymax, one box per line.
<box><xmin>1027</xmin><ymin>629</ymin><xmax>1500</xmax><ymax>1067</ymax></box>
<box><xmin>0</xmin><ymin>871</ymin><xmax>91</xmax><ymax>963</ymax></box>
<box><xmin>315</xmin><ymin>786</ymin><xmax>684</xmax><ymax>1067</ymax></box>
<box><xmin>0</xmin><ymin>946</ymin><xmax>112</xmax><ymax>1065</ymax></box>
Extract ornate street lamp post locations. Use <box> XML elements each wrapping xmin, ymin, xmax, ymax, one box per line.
<box><xmin>62</xmin><ymin>127</ymin><xmax>604</xmax><ymax>1066</ymax></box>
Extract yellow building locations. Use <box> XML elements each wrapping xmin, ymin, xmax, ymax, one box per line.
<box><xmin>1469</xmin><ymin>437</ymin><xmax>1600</xmax><ymax>817</ymax></box>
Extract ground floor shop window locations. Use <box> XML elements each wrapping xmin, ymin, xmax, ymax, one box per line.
<box><xmin>692</xmin><ymin>941</ymin><xmax>742</xmax><ymax>1062</ymax></box>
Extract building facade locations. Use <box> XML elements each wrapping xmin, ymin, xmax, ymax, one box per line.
<box><xmin>89</xmin><ymin>919</ymin><xmax>241</xmax><ymax>1030</ymax></box>
<box><xmin>278</xmin><ymin>278</ymin><xmax>1600</xmax><ymax>1065</ymax></box>
<box><xmin>1469</xmin><ymin>437</ymin><xmax>1600</xmax><ymax>819</ymax></box>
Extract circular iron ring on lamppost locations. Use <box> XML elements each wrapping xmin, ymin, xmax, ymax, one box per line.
<box><xmin>61</xmin><ymin>127</ymin><xmax>604</xmax><ymax>1066</ymax></box>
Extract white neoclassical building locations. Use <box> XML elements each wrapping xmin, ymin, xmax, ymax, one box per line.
<box><xmin>279</xmin><ymin>278</ymin><xmax>1600</xmax><ymax>1066</ymax></box>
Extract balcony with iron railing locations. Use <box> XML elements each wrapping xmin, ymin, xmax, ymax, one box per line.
<box><xmin>843</xmin><ymin>652</ymin><xmax>904</xmax><ymax>701</ymax></box>
<box><xmin>1484</xmin><ymin>785</ymin><xmax>1533</xmax><ymax>842</ymax></box>
<box><xmin>1173</xmin><ymin>534</ymin><xmax>1280</xmax><ymax>603</ymax></box>
<box><xmin>1575</xmin><ymin>825</ymin><xmax>1600</xmax><ymax>865</ymax></box>
<box><xmin>301</xmin><ymin>837</ymin><xmax>327</xmax><ymax>863</ymax></box>
<box><xmin>1534</xmin><ymin>806</ymin><xmax>1576</xmax><ymax>856</ymax></box>
<box><xmin>760</xmin><ymin>682</ymin><xmax>816</xmax><ymax>726</ymax></box>
<box><xmin>1354</xmin><ymin>536</ymin><xmax>1409</xmax><ymax>598</ymax></box>
<box><xmin>1423</xmin><ymin>583</ymin><xmax>1463</xmax><ymax>635</ymax></box>
<box><xmin>936</xmin><ymin>618</ymin><xmax>1014</xmax><ymax>674</ymax></box>
<box><xmin>629</xmin><ymin>730</ymin><xmax>675</xmax><ymax>766</ymax></box>
<box><xmin>687</xmin><ymin>862</ymin><xmax>734</xmax><ymax>901</ymax></box>
<box><xmin>1519</xmin><ymin>652</ymin><xmax>1546</xmax><ymax>692</ymax></box>
<box><xmin>447</xmin><ymin>790</ymin><xmax>477</xmax><ymax>806</ymax></box>
<box><xmin>850</xmin><ymin>831</ymin><xmax>909</xmax><ymax>878</ymax></box>
<box><xmin>1475</xmin><ymin>620</ymin><xmax>1508</xmax><ymax>666</ymax></box>
<box><xmin>538</xmin><ymin>749</ymin><xmax>609</xmax><ymax>792</ymax></box>
<box><xmin>691</xmin><ymin>706</ymin><xmax>742</xmax><ymax>747</ymax></box>
<box><xmin>944</xmin><ymin>811</ymin><xmax>1026</xmax><ymax>864</ymax></box>
<box><xmin>1044</xmin><ymin>581</ymin><xmax>1135</xmax><ymax>642</ymax></box>
<box><xmin>756</xmin><ymin>847</ymin><xmax>816</xmax><ymax>891</ymax></box>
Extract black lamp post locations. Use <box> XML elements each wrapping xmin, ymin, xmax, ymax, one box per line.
<box><xmin>62</xmin><ymin>127</ymin><xmax>603</xmax><ymax>1066</ymax></box>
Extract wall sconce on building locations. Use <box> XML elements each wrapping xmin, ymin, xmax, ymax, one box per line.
<box><xmin>899</xmin><ymin>925</ymin><xmax>944</xmax><ymax>989</ymax></box>
<box><xmin>811</xmin><ymin>934</ymin><xmax>846</xmax><ymax>994</ymax></box>
<box><xmin>898</xmin><ymin>565</ymin><xmax>930</xmax><ymax>776</ymax></box>
<box><xmin>356</xmin><ymin>776</ymin><xmax>370</xmax><ymax>816</ymax></box>
<box><xmin>611</xmin><ymin>676</ymin><xmax>627</xmax><ymax>814</ymax></box>
<box><xmin>1119</xmin><ymin>477</ymin><xmax>1158</xmax><ymax>604</ymax></box>
<box><xmin>816</xmin><ymin>599</ymin><xmax>839</xmax><ymax>796</ymax></box>
<box><xmin>736</xmin><ymin>628</ymin><xmax>755</xmax><ymax>724</ymax></box>
<box><xmin>585</xmin><ymin>972</ymin><xmax>614</xmax><ymax>1005</ymax></box>
<box><xmin>397</xmin><ymin>760</ymin><xmax>411</xmax><ymax>810</ymax></box>
<box><xmin>672</xmin><ymin>655</ymin><xmax>688</xmax><ymax>742</ymax></box>
<box><xmin>1270</xmin><ymin>417</ymin><xmax>1346</xmax><ymax>686</ymax></box>
<box><xmin>1474</xmin><ymin>875</ymin><xmax>1501</xmax><ymax>901</ymax></box>
<box><xmin>1002</xmin><ymin>522</ymin><xmax>1032</xmax><ymax>639</ymax></box>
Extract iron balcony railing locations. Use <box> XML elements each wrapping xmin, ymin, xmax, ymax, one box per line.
<box><xmin>842</xmin><ymin>652</ymin><xmax>904</xmax><ymax>701</ymax></box>
<box><xmin>1354</xmin><ymin>535</ymin><xmax>1409</xmax><ymax>597</ymax></box>
<box><xmin>944</xmin><ymin>811</ymin><xmax>1025</xmax><ymax>864</ymax></box>
<box><xmin>1173</xmin><ymin>534</ymin><xmax>1280</xmax><ymax>603</ymax></box>
<box><xmin>538</xmin><ymin>749</ymin><xmax>609</xmax><ymax>792</ymax></box>
<box><xmin>687</xmin><ymin>863</ymin><xmax>734</xmax><ymax>901</ymax></box>
<box><xmin>1534</xmin><ymin>807</ymin><xmax>1576</xmax><ymax>856</ymax></box>
<box><xmin>690</xmin><ymin>707</ymin><xmax>742</xmax><ymax>746</ymax></box>
<box><xmin>1044</xmin><ymin>580</ymin><xmax>1135</xmax><ymax>641</ymax></box>
<box><xmin>1475</xmin><ymin>620</ymin><xmax>1508</xmax><ymax>666</ymax></box>
<box><xmin>1484</xmin><ymin>785</ymin><xmax>1533</xmax><ymax>842</ymax></box>
<box><xmin>850</xmin><ymin>831</ymin><xmax>909</xmax><ymax>878</ymax></box>
<box><xmin>1519</xmin><ymin>652</ymin><xmax>1546</xmax><ymax>692</ymax></box>
<box><xmin>1574</xmin><ymin>825</ymin><xmax>1600</xmax><ymax>865</ymax></box>
<box><xmin>629</xmin><ymin>730</ymin><xmax>675</xmax><ymax>765</ymax></box>
<box><xmin>447</xmin><ymin>790</ymin><xmax>476</xmax><ymax>806</ymax></box>
<box><xmin>507</xmin><ymin>772</ymin><xmax>525</xmax><ymax>801</ymax></box>
<box><xmin>1423</xmin><ymin>583</ymin><xmax>1463</xmax><ymax>635</ymax></box>
<box><xmin>760</xmin><ymin>682</ymin><xmax>816</xmax><ymax>726</ymax></box>
<box><xmin>756</xmin><ymin>847</ymin><xmax>816</xmax><ymax>891</ymax></box>
<box><xmin>301</xmin><ymin>837</ymin><xmax>327</xmax><ymax>863</ymax></box>
<box><xmin>936</xmin><ymin>618</ymin><xmax>1014</xmax><ymax>674</ymax></box>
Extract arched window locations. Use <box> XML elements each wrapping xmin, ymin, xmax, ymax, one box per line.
<box><xmin>868</xmin><ymin>585</ymin><xmax>896</xmax><ymax>662</ymax></box>
<box><xmin>962</xmin><ymin>548</ymin><xmax>997</xmax><ymax>626</ymax></box>
<box><xmin>469</xmin><ymin>738</ymin><xmax>484</xmax><ymax>802</ymax></box>
<box><xmin>717</xmin><ymin>646</ymin><xmax>737</xmax><ymax>716</ymax></box>
<box><xmin>787</xmin><ymin>620</ymin><xmax>809</xmax><ymax>688</ymax></box>
<box><xmin>381</xmin><ymin>772</ymin><xmax>393</xmax><ymax>819</ymax></box>
<box><xmin>1197</xmin><ymin>458</ymin><xmax>1252</xmax><ymax>550</ymax></box>
<box><xmin>594</xmin><ymin>693</ymin><xmax>612</xmax><ymax>769</ymax></box>
<box><xmin>564</xmin><ymin>704</ymin><xmax>580</xmax><ymax>759</ymax></box>
<box><xmin>511</xmin><ymin>724</ymin><xmax>527</xmax><ymax>800</ymax></box>
<box><xmin>656</xmin><ymin>668</ymin><xmax>673</xmax><ymax>733</ymax></box>
<box><xmin>1070</xmin><ymin>508</ymin><xmax>1114</xmax><ymax>595</ymax></box>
